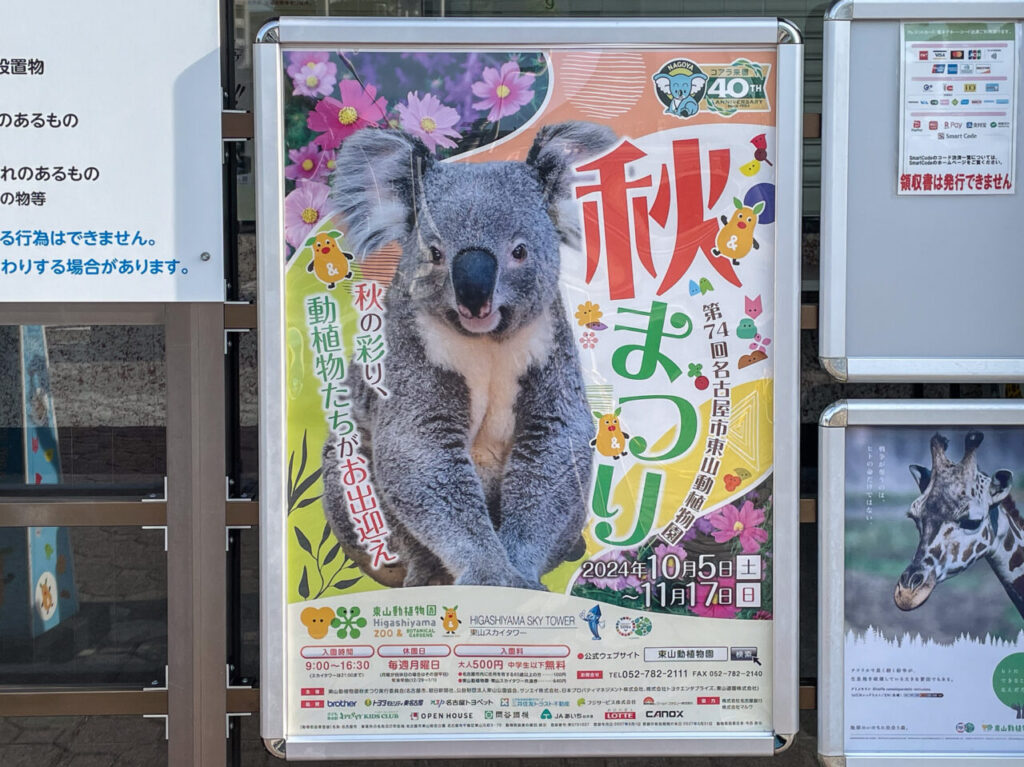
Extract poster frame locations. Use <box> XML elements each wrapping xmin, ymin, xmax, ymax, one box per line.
<box><xmin>818</xmin><ymin>398</ymin><xmax>1024</xmax><ymax>767</ymax></box>
<box><xmin>820</xmin><ymin>0</ymin><xmax>1024</xmax><ymax>383</ymax></box>
<box><xmin>255</xmin><ymin>15</ymin><xmax>803</xmax><ymax>760</ymax></box>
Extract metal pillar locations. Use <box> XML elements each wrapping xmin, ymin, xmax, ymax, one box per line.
<box><xmin>167</xmin><ymin>302</ymin><xmax>226</xmax><ymax>766</ymax></box>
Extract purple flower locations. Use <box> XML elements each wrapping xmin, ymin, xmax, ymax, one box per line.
<box><xmin>284</xmin><ymin>141</ymin><xmax>336</xmax><ymax>182</ymax></box>
<box><xmin>471</xmin><ymin>61</ymin><xmax>535</xmax><ymax>122</ymax></box>
<box><xmin>652</xmin><ymin>541</ymin><xmax>688</xmax><ymax>565</ymax></box>
<box><xmin>396</xmin><ymin>92</ymin><xmax>462</xmax><ymax>152</ymax></box>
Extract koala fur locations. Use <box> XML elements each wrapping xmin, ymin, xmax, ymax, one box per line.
<box><xmin>321</xmin><ymin>121</ymin><xmax>617</xmax><ymax>590</ymax></box>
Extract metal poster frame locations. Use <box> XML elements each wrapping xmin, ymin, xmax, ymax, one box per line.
<box><xmin>256</xmin><ymin>16</ymin><xmax>803</xmax><ymax>760</ymax></box>
<box><xmin>818</xmin><ymin>399</ymin><xmax>1024</xmax><ymax>767</ymax></box>
<box><xmin>820</xmin><ymin>0</ymin><xmax>1024</xmax><ymax>382</ymax></box>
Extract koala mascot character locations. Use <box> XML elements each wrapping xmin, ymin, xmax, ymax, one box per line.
<box><xmin>321</xmin><ymin>121</ymin><xmax>617</xmax><ymax>590</ymax></box>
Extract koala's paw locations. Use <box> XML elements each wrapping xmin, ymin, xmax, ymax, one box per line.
<box><xmin>455</xmin><ymin>566</ymin><xmax>536</xmax><ymax>590</ymax></box>
<box><xmin>403</xmin><ymin>560</ymin><xmax>452</xmax><ymax>588</ymax></box>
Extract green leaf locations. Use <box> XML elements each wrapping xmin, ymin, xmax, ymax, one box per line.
<box><xmin>296</xmin><ymin>495</ymin><xmax>321</xmax><ymax>510</ymax></box>
<box><xmin>293</xmin><ymin>469</ymin><xmax>323</xmax><ymax>501</ymax></box>
<box><xmin>319</xmin><ymin>524</ymin><xmax>332</xmax><ymax>547</ymax></box>
<box><xmin>332</xmin><ymin>577</ymin><xmax>360</xmax><ymax>591</ymax></box>
<box><xmin>294</xmin><ymin>527</ymin><xmax>313</xmax><ymax>556</ymax></box>
<box><xmin>298</xmin><ymin>567</ymin><xmax>310</xmax><ymax>599</ymax></box>
<box><xmin>322</xmin><ymin>541</ymin><xmax>342</xmax><ymax>567</ymax></box>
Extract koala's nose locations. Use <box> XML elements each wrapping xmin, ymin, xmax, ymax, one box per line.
<box><xmin>451</xmin><ymin>248</ymin><xmax>497</xmax><ymax>317</ymax></box>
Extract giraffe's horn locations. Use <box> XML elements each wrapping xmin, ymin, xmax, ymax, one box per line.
<box><xmin>962</xmin><ymin>431</ymin><xmax>984</xmax><ymax>465</ymax></box>
<box><xmin>930</xmin><ymin>434</ymin><xmax>951</xmax><ymax>467</ymax></box>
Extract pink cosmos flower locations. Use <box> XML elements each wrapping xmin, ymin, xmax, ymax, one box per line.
<box><xmin>284</xmin><ymin>142</ymin><xmax>336</xmax><ymax>182</ymax></box>
<box><xmin>283</xmin><ymin>179</ymin><xmax>330</xmax><ymax>249</ymax></box>
<box><xmin>290</xmin><ymin>61</ymin><xmax>337</xmax><ymax>98</ymax></box>
<box><xmin>708</xmin><ymin>500</ymin><xmax>768</xmax><ymax>554</ymax></box>
<box><xmin>471</xmin><ymin>61</ymin><xmax>535</xmax><ymax>122</ymax></box>
<box><xmin>652</xmin><ymin>541</ymin><xmax>688</xmax><ymax>566</ymax></box>
<box><xmin>579</xmin><ymin>331</ymin><xmax>598</xmax><ymax>349</ymax></box>
<box><xmin>307</xmin><ymin>80</ymin><xmax>387</xmax><ymax>150</ymax></box>
<box><xmin>286</xmin><ymin>51</ymin><xmax>330</xmax><ymax>75</ymax></box>
<box><xmin>691</xmin><ymin>577</ymin><xmax>739</xmax><ymax>619</ymax></box>
<box><xmin>285</xmin><ymin>53</ymin><xmax>337</xmax><ymax>99</ymax></box>
<box><xmin>396</xmin><ymin>92</ymin><xmax>462</xmax><ymax>152</ymax></box>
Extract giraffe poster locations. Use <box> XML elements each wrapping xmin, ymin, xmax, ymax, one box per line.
<box><xmin>843</xmin><ymin>425</ymin><xmax>1024</xmax><ymax>753</ymax></box>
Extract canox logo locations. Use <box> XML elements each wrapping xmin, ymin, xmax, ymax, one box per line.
<box><xmin>646</xmin><ymin>710</ymin><xmax>686</xmax><ymax>718</ymax></box>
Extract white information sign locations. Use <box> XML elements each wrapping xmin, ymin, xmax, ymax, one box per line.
<box><xmin>898</xmin><ymin>21</ymin><xmax>1019</xmax><ymax>195</ymax></box>
<box><xmin>0</xmin><ymin>0</ymin><xmax>223</xmax><ymax>302</ymax></box>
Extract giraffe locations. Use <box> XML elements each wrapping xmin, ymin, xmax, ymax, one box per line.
<box><xmin>893</xmin><ymin>431</ymin><xmax>1024</xmax><ymax>619</ymax></box>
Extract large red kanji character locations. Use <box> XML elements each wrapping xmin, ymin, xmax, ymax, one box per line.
<box><xmin>658</xmin><ymin>138</ymin><xmax>738</xmax><ymax>294</ymax></box>
<box><xmin>575</xmin><ymin>140</ymin><xmax>656</xmax><ymax>300</ymax></box>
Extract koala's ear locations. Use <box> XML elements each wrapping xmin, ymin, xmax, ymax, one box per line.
<box><xmin>525</xmin><ymin>121</ymin><xmax>618</xmax><ymax>245</ymax></box>
<box><xmin>329</xmin><ymin>129</ymin><xmax>434</xmax><ymax>258</ymax></box>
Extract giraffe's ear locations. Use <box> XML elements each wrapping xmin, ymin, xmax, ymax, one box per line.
<box><xmin>909</xmin><ymin>464</ymin><xmax>930</xmax><ymax>493</ymax></box>
<box><xmin>990</xmin><ymin>469</ymin><xmax>1013</xmax><ymax>504</ymax></box>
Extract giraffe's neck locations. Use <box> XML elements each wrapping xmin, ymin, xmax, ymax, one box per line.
<box><xmin>985</xmin><ymin>496</ymin><xmax>1024</xmax><ymax>618</ymax></box>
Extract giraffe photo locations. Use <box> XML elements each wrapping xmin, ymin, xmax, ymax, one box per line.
<box><xmin>844</xmin><ymin>426</ymin><xmax>1024</xmax><ymax>643</ymax></box>
<box><xmin>894</xmin><ymin>431</ymin><xmax>1024</xmax><ymax>620</ymax></box>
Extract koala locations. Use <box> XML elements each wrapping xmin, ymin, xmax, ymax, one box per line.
<box><xmin>320</xmin><ymin>121</ymin><xmax>617</xmax><ymax>590</ymax></box>
<box><xmin>653</xmin><ymin>71</ymin><xmax>707</xmax><ymax>117</ymax></box>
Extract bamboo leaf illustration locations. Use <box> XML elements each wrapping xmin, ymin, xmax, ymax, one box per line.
<box><xmin>287</xmin><ymin>431</ymin><xmax>324</xmax><ymax>515</ymax></box>
<box><xmin>298</xmin><ymin>567</ymin><xmax>310</xmax><ymax>599</ymax></box>
<box><xmin>332</xmin><ymin>578</ymin><xmax>360</xmax><ymax>591</ymax></box>
<box><xmin>294</xmin><ymin>526</ymin><xmax>312</xmax><ymax>556</ymax></box>
<box><xmin>293</xmin><ymin>469</ymin><xmax>323</xmax><ymax>502</ymax></box>
<box><xmin>322</xmin><ymin>541</ymin><xmax>341</xmax><ymax>567</ymax></box>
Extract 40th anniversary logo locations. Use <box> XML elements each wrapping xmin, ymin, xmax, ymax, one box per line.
<box><xmin>653</xmin><ymin>58</ymin><xmax>771</xmax><ymax>119</ymax></box>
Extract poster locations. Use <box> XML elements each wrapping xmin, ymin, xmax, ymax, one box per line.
<box><xmin>844</xmin><ymin>425</ymin><xmax>1024</xmax><ymax>753</ymax></box>
<box><xmin>898</xmin><ymin>21</ymin><xmax>1019</xmax><ymax>195</ymax></box>
<box><xmin>278</xmin><ymin>46</ymin><xmax>779</xmax><ymax>738</ymax></box>
<box><xmin>0</xmin><ymin>1</ymin><xmax>222</xmax><ymax>301</ymax></box>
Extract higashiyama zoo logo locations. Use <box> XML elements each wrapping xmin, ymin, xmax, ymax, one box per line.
<box><xmin>654</xmin><ymin>58</ymin><xmax>772</xmax><ymax>119</ymax></box>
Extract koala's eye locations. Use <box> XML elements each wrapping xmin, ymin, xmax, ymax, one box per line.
<box><xmin>429</xmin><ymin>246</ymin><xmax>443</xmax><ymax>265</ymax></box>
<box><xmin>512</xmin><ymin>244</ymin><xmax>528</xmax><ymax>261</ymax></box>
